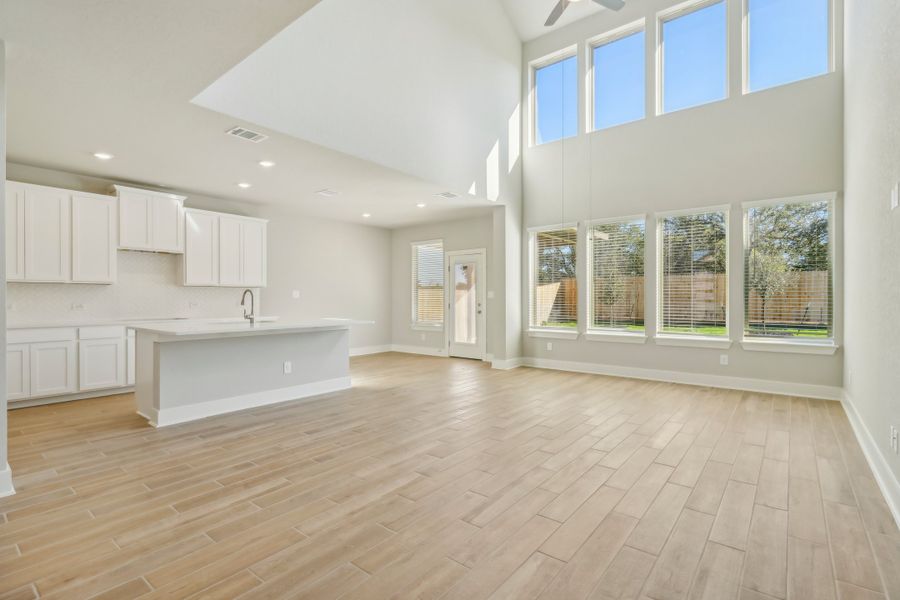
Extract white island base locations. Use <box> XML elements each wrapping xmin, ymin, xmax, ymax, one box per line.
<box><xmin>133</xmin><ymin>321</ymin><xmax>351</xmax><ymax>427</ymax></box>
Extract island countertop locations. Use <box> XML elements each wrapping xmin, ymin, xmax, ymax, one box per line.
<box><xmin>131</xmin><ymin>318</ymin><xmax>372</xmax><ymax>341</ymax></box>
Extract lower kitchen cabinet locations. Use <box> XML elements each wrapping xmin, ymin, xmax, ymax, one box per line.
<box><xmin>6</xmin><ymin>344</ymin><xmax>30</xmax><ymax>401</ymax></box>
<box><xmin>79</xmin><ymin>337</ymin><xmax>126</xmax><ymax>391</ymax></box>
<box><xmin>29</xmin><ymin>340</ymin><xmax>78</xmax><ymax>397</ymax></box>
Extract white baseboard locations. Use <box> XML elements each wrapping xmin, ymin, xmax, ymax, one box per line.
<box><xmin>841</xmin><ymin>391</ymin><xmax>900</xmax><ymax>527</ymax></box>
<box><xmin>518</xmin><ymin>357</ymin><xmax>842</xmax><ymax>401</ymax></box>
<box><xmin>150</xmin><ymin>377</ymin><xmax>352</xmax><ymax>428</ymax></box>
<box><xmin>0</xmin><ymin>463</ymin><xmax>14</xmax><ymax>498</ymax></box>
<box><xmin>350</xmin><ymin>345</ymin><xmax>392</xmax><ymax>357</ymax></box>
<box><xmin>390</xmin><ymin>344</ymin><xmax>449</xmax><ymax>357</ymax></box>
<box><xmin>8</xmin><ymin>386</ymin><xmax>135</xmax><ymax>410</ymax></box>
<box><xmin>492</xmin><ymin>357</ymin><xmax>524</xmax><ymax>370</ymax></box>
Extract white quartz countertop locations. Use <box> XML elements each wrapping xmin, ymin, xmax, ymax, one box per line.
<box><xmin>5</xmin><ymin>317</ymin><xmax>280</xmax><ymax>330</ymax></box>
<box><xmin>131</xmin><ymin>318</ymin><xmax>372</xmax><ymax>340</ymax></box>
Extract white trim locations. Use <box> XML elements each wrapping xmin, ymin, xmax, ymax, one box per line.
<box><xmin>350</xmin><ymin>345</ymin><xmax>392</xmax><ymax>357</ymax></box>
<box><xmin>529</xmin><ymin>45</ymin><xmax>579</xmax><ymax>147</ymax></box>
<box><xmin>8</xmin><ymin>386</ymin><xmax>135</xmax><ymax>409</ymax></box>
<box><xmin>584</xmin><ymin>331</ymin><xmax>648</xmax><ymax>344</ymax></box>
<box><xmin>584</xmin><ymin>214</ymin><xmax>647</xmax><ymax>228</ymax></box>
<box><xmin>411</xmin><ymin>239</ymin><xmax>446</xmax><ymax>332</ymax></box>
<box><xmin>740</xmin><ymin>339</ymin><xmax>838</xmax><ymax>355</ymax></box>
<box><xmin>446</xmin><ymin>248</ymin><xmax>488</xmax><ymax>361</ymax></box>
<box><xmin>842</xmin><ymin>391</ymin><xmax>900</xmax><ymax>528</ymax></box>
<box><xmin>519</xmin><ymin>357</ymin><xmax>841</xmax><ymax>401</ymax></box>
<box><xmin>0</xmin><ymin>464</ymin><xmax>15</xmax><ymax>498</ymax></box>
<box><xmin>390</xmin><ymin>344</ymin><xmax>449</xmax><ymax>357</ymax></box>
<box><xmin>742</xmin><ymin>191</ymin><xmax>838</xmax><ymax>210</ymax></box>
<box><xmin>587</xmin><ymin>19</ymin><xmax>647</xmax><ymax>133</ymax></box>
<box><xmin>527</xmin><ymin>222</ymin><xmax>579</xmax><ymax>233</ymax></box>
<box><xmin>655</xmin><ymin>334</ymin><xmax>733</xmax><ymax>349</ymax></box>
<box><xmin>149</xmin><ymin>377</ymin><xmax>352</xmax><ymax>428</ymax></box>
<box><xmin>528</xmin><ymin>329</ymin><xmax>579</xmax><ymax>340</ymax></box>
<box><xmin>411</xmin><ymin>323</ymin><xmax>443</xmax><ymax>332</ymax></box>
<box><xmin>491</xmin><ymin>357</ymin><xmax>524</xmax><ymax>370</ymax></box>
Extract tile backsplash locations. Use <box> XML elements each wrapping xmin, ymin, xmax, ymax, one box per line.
<box><xmin>6</xmin><ymin>251</ymin><xmax>259</xmax><ymax>326</ymax></box>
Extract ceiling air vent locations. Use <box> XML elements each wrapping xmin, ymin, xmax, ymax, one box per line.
<box><xmin>434</xmin><ymin>191</ymin><xmax>460</xmax><ymax>199</ymax></box>
<box><xmin>315</xmin><ymin>189</ymin><xmax>339</xmax><ymax>197</ymax></box>
<box><xmin>225</xmin><ymin>126</ymin><xmax>268</xmax><ymax>143</ymax></box>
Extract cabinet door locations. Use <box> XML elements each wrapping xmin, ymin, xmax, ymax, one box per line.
<box><xmin>184</xmin><ymin>210</ymin><xmax>219</xmax><ymax>286</ymax></box>
<box><xmin>30</xmin><ymin>341</ymin><xmax>77</xmax><ymax>397</ymax></box>
<box><xmin>152</xmin><ymin>195</ymin><xmax>184</xmax><ymax>253</ymax></box>
<box><xmin>24</xmin><ymin>186</ymin><xmax>71</xmax><ymax>282</ymax></box>
<box><xmin>119</xmin><ymin>191</ymin><xmax>153</xmax><ymax>250</ymax></box>
<box><xmin>126</xmin><ymin>330</ymin><xmax>136</xmax><ymax>386</ymax></box>
<box><xmin>7</xmin><ymin>344</ymin><xmax>30</xmax><ymax>401</ymax></box>
<box><xmin>79</xmin><ymin>338</ymin><xmax>125</xmax><ymax>391</ymax></box>
<box><xmin>218</xmin><ymin>216</ymin><xmax>243</xmax><ymax>286</ymax></box>
<box><xmin>72</xmin><ymin>193</ymin><xmax>117</xmax><ymax>283</ymax></box>
<box><xmin>5</xmin><ymin>182</ymin><xmax>25</xmax><ymax>281</ymax></box>
<box><xmin>242</xmin><ymin>220</ymin><xmax>267</xmax><ymax>287</ymax></box>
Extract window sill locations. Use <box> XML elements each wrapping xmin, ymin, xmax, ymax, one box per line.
<box><xmin>528</xmin><ymin>329</ymin><xmax>579</xmax><ymax>340</ymax></box>
<box><xmin>654</xmin><ymin>335</ymin><xmax>732</xmax><ymax>349</ymax></box>
<box><xmin>741</xmin><ymin>339</ymin><xmax>838</xmax><ymax>355</ymax></box>
<box><xmin>584</xmin><ymin>331</ymin><xmax>647</xmax><ymax>344</ymax></box>
<box><xmin>411</xmin><ymin>323</ymin><xmax>443</xmax><ymax>332</ymax></box>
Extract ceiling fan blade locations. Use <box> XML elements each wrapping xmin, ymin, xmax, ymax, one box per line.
<box><xmin>593</xmin><ymin>0</ymin><xmax>626</xmax><ymax>10</ymax></box>
<box><xmin>545</xmin><ymin>0</ymin><xmax>570</xmax><ymax>26</ymax></box>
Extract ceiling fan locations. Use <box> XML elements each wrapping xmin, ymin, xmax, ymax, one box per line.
<box><xmin>545</xmin><ymin>0</ymin><xmax>626</xmax><ymax>27</ymax></box>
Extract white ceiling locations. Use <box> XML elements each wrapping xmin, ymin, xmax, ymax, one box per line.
<box><xmin>499</xmin><ymin>0</ymin><xmax>607</xmax><ymax>41</ymax></box>
<box><xmin>0</xmin><ymin>0</ymin><xmax>501</xmax><ymax>227</ymax></box>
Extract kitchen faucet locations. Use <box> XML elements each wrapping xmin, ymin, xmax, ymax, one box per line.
<box><xmin>241</xmin><ymin>289</ymin><xmax>255</xmax><ymax>326</ymax></box>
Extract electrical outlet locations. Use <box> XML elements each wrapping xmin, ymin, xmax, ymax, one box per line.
<box><xmin>892</xmin><ymin>182</ymin><xmax>899</xmax><ymax>211</ymax></box>
<box><xmin>891</xmin><ymin>426</ymin><xmax>899</xmax><ymax>453</ymax></box>
<box><xmin>546</xmin><ymin>342</ymin><xmax>553</xmax><ymax>351</ymax></box>
<box><xmin>283</xmin><ymin>361</ymin><xmax>292</xmax><ymax>375</ymax></box>
<box><xmin>292</xmin><ymin>290</ymin><xmax>300</xmax><ymax>299</ymax></box>
<box><xmin>720</xmin><ymin>354</ymin><xmax>729</xmax><ymax>366</ymax></box>
<box><xmin>71</xmin><ymin>303</ymin><xmax>85</xmax><ymax>311</ymax></box>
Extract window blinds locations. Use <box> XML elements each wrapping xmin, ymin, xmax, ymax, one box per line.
<box><xmin>660</xmin><ymin>211</ymin><xmax>728</xmax><ymax>336</ymax></box>
<box><xmin>412</xmin><ymin>241</ymin><xmax>444</xmax><ymax>325</ymax></box>
<box><xmin>590</xmin><ymin>219</ymin><xmax>645</xmax><ymax>331</ymax></box>
<box><xmin>531</xmin><ymin>228</ymin><xmax>578</xmax><ymax>328</ymax></box>
<box><xmin>745</xmin><ymin>200</ymin><xmax>832</xmax><ymax>339</ymax></box>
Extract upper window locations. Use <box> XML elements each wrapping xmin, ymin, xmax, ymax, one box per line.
<box><xmin>534</xmin><ymin>54</ymin><xmax>578</xmax><ymax>145</ymax></box>
<box><xmin>747</xmin><ymin>0</ymin><xmax>830</xmax><ymax>92</ymax></box>
<box><xmin>592</xmin><ymin>27</ymin><xmax>646</xmax><ymax>130</ymax></box>
<box><xmin>660</xmin><ymin>0</ymin><xmax>728</xmax><ymax>114</ymax></box>
<box><xmin>589</xmin><ymin>218</ymin><xmax>646</xmax><ymax>332</ymax></box>
<box><xmin>659</xmin><ymin>210</ymin><xmax>728</xmax><ymax>337</ymax></box>
<box><xmin>744</xmin><ymin>196</ymin><xmax>833</xmax><ymax>340</ymax></box>
<box><xmin>530</xmin><ymin>227</ymin><xmax>578</xmax><ymax>329</ymax></box>
<box><xmin>412</xmin><ymin>240</ymin><xmax>444</xmax><ymax>327</ymax></box>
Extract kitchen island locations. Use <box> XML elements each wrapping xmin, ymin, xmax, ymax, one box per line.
<box><xmin>132</xmin><ymin>319</ymin><xmax>353</xmax><ymax>427</ymax></box>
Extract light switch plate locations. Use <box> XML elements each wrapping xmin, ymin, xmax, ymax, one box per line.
<box><xmin>283</xmin><ymin>361</ymin><xmax>292</xmax><ymax>374</ymax></box>
<box><xmin>720</xmin><ymin>354</ymin><xmax>729</xmax><ymax>366</ymax></box>
<box><xmin>292</xmin><ymin>290</ymin><xmax>300</xmax><ymax>299</ymax></box>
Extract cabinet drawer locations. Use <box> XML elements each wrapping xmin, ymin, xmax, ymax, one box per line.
<box><xmin>79</xmin><ymin>326</ymin><xmax>126</xmax><ymax>340</ymax></box>
<box><xmin>8</xmin><ymin>328</ymin><xmax>77</xmax><ymax>344</ymax></box>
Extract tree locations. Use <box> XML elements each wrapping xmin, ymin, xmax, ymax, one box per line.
<box><xmin>747</xmin><ymin>248</ymin><xmax>789</xmax><ymax>334</ymax></box>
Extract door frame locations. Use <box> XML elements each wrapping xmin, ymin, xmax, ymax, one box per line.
<box><xmin>445</xmin><ymin>248</ymin><xmax>487</xmax><ymax>360</ymax></box>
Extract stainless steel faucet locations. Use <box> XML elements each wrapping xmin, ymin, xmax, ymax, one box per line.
<box><xmin>240</xmin><ymin>289</ymin><xmax>255</xmax><ymax>326</ymax></box>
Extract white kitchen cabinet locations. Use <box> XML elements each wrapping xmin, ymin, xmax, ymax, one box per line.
<box><xmin>184</xmin><ymin>209</ymin><xmax>220</xmax><ymax>286</ymax></box>
<box><xmin>79</xmin><ymin>338</ymin><xmax>125</xmax><ymax>391</ymax></box>
<box><xmin>241</xmin><ymin>218</ymin><xmax>267</xmax><ymax>287</ymax></box>
<box><xmin>218</xmin><ymin>215</ymin><xmax>243</xmax><ymax>286</ymax></box>
<box><xmin>115</xmin><ymin>185</ymin><xmax>185</xmax><ymax>253</ymax></box>
<box><xmin>72</xmin><ymin>192</ymin><xmax>117</xmax><ymax>284</ymax></box>
<box><xmin>24</xmin><ymin>184</ymin><xmax>71</xmax><ymax>282</ymax></box>
<box><xmin>30</xmin><ymin>340</ymin><xmax>78</xmax><ymax>397</ymax></box>
<box><xmin>184</xmin><ymin>208</ymin><xmax>267</xmax><ymax>287</ymax></box>
<box><xmin>5</xmin><ymin>181</ymin><xmax>25</xmax><ymax>281</ymax></box>
<box><xmin>126</xmin><ymin>329</ymin><xmax>136</xmax><ymax>386</ymax></box>
<box><xmin>6</xmin><ymin>344</ymin><xmax>30</xmax><ymax>402</ymax></box>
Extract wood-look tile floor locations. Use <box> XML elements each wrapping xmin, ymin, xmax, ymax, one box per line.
<box><xmin>2</xmin><ymin>353</ymin><xmax>898</xmax><ymax>600</ymax></box>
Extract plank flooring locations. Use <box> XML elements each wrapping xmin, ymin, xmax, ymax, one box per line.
<box><xmin>1</xmin><ymin>352</ymin><xmax>898</xmax><ymax>599</ymax></box>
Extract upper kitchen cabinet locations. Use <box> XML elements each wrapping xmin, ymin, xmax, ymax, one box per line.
<box><xmin>72</xmin><ymin>192</ymin><xmax>118</xmax><ymax>283</ymax></box>
<box><xmin>5</xmin><ymin>181</ymin><xmax>25</xmax><ymax>281</ymax></box>
<box><xmin>115</xmin><ymin>185</ymin><xmax>185</xmax><ymax>253</ymax></box>
<box><xmin>184</xmin><ymin>208</ymin><xmax>267</xmax><ymax>287</ymax></box>
<box><xmin>24</xmin><ymin>183</ymin><xmax>71</xmax><ymax>282</ymax></box>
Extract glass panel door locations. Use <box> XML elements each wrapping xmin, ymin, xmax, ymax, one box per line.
<box><xmin>448</xmin><ymin>251</ymin><xmax>486</xmax><ymax>360</ymax></box>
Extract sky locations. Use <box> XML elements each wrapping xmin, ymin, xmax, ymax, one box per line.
<box><xmin>535</xmin><ymin>0</ymin><xmax>829</xmax><ymax>143</ymax></box>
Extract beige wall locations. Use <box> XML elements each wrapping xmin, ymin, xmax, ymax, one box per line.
<box><xmin>518</xmin><ymin>0</ymin><xmax>844</xmax><ymax>390</ymax></box>
<box><xmin>1</xmin><ymin>39</ymin><xmax>10</xmax><ymax>492</ymax></box>
<box><xmin>844</xmin><ymin>0</ymin><xmax>900</xmax><ymax>481</ymax></box>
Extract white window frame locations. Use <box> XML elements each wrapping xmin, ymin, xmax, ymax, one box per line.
<box><xmin>584</xmin><ymin>215</ymin><xmax>648</xmax><ymax>344</ymax></box>
<box><xmin>740</xmin><ymin>192</ymin><xmax>838</xmax><ymax>355</ymax></box>
<box><xmin>742</xmin><ymin>0</ymin><xmax>834</xmax><ymax>95</ymax></box>
<box><xmin>528</xmin><ymin>223</ymin><xmax>580</xmax><ymax>339</ymax></box>
<box><xmin>529</xmin><ymin>45</ymin><xmax>578</xmax><ymax>148</ymax></box>
<box><xmin>411</xmin><ymin>239</ymin><xmax>445</xmax><ymax>331</ymax></box>
<box><xmin>656</xmin><ymin>0</ymin><xmax>730</xmax><ymax>116</ymax></box>
<box><xmin>655</xmin><ymin>205</ymin><xmax>732</xmax><ymax>349</ymax></box>
<box><xmin>587</xmin><ymin>19</ymin><xmax>647</xmax><ymax>133</ymax></box>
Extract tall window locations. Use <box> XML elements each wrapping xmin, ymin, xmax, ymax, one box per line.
<box><xmin>530</xmin><ymin>227</ymin><xmax>578</xmax><ymax>329</ymax></box>
<box><xmin>411</xmin><ymin>240</ymin><xmax>444</xmax><ymax>327</ymax></box>
<box><xmin>659</xmin><ymin>210</ymin><xmax>728</xmax><ymax>337</ymax></box>
<box><xmin>534</xmin><ymin>53</ymin><xmax>578</xmax><ymax>145</ymax></box>
<box><xmin>744</xmin><ymin>196</ymin><xmax>833</xmax><ymax>340</ymax></box>
<box><xmin>660</xmin><ymin>0</ymin><xmax>727</xmax><ymax>114</ymax></box>
<box><xmin>747</xmin><ymin>0</ymin><xmax>830</xmax><ymax>92</ymax></box>
<box><xmin>589</xmin><ymin>218</ymin><xmax>646</xmax><ymax>332</ymax></box>
<box><xmin>592</xmin><ymin>27</ymin><xmax>646</xmax><ymax>130</ymax></box>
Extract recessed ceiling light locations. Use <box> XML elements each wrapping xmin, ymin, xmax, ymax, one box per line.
<box><xmin>93</xmin><ymin>152</ymin><xmax>114</xmax><ymax>160</ymax></box>
<box><xmin>362</xmin><ymin>213</ymin><xmax>371</xmax><ymax>218</ymax></box>
<box><xmin>416</xmin><ymin>203</ymin><xmax>426</xmax><ymax>208</ymax></box>
<box><xmin>258</xmin><ymin>160</ymin><xmax>275</xmax><ymax>168</ymax></box>
<box><xmin>237</xmin><ymin>182</ymin><xmax>252</xmax><ymax>189</ymax></box>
